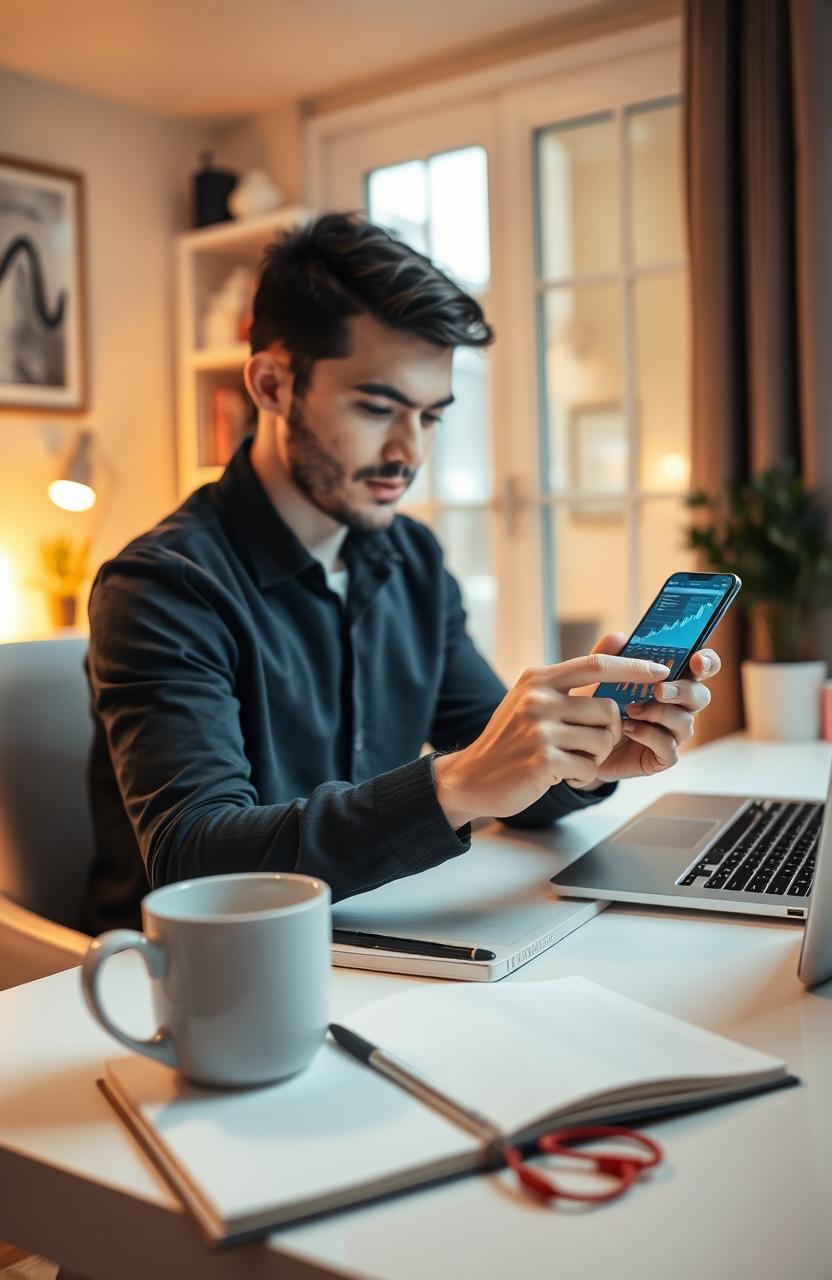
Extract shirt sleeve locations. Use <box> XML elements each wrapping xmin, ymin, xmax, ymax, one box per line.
<box><xmin>427</xmin><ymin>563</ymin><xmax>616</xmax><ymax>827</ymax></box>
<box><xmin>87</xmin><ymin>551</ymin><xmax>470</xmax><ymax>904</ymax></box>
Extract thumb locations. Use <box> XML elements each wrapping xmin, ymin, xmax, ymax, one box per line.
<box><xmin>591</xmin><ymin>631</ymin><xmax>628</xmax><ymax>657</ymax></box>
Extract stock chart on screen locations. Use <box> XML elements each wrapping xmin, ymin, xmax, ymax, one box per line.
<box><xmin>594</xmin><ymin>581</ymin><xmax>727</xmax><ymax>712</ymax></box>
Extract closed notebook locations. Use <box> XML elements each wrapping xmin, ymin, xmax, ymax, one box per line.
<box><xmin>99</xmin><ymin>977</ymin><xmax>796</xmax><ymax>1246</ymax></box>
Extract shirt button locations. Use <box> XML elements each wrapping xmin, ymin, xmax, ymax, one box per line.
<box><xmin>353</xmin><ymin>731</ymin><xmax>364</xmax><ymax>753</ymax></box>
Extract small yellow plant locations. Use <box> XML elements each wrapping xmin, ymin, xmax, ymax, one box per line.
<box><xmin>37</xmin><ymin>535</ymin><xmax>91</xmax><ymax>597</ymax></box>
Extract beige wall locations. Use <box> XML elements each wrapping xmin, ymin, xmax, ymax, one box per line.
<box><xmin>213</xmin><ymin>103</ymin><xmax>305</xmax><ymax>210</ymax></box>
<box><xmin>0</xmin><ymin>67</ymin><xmax>209</xmax><ymax>639</ymax></box>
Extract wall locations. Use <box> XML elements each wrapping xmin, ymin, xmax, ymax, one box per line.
<box><xmin>0</xmin><ymin>67</ymin><xmax>209</xmax><ymax>639</ymax></box>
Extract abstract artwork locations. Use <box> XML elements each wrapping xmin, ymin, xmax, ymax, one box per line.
<box><xmin>0</xmin><ymin>155</ymin><xmax>87</xmax><ymax>412</ymax></box>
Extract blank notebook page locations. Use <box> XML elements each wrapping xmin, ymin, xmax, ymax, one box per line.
<box><xmin>108</xmin><ymin>1044</ymin><xmax>477</xmax><ymax>1225</ymax></box>
<box><xmin>343</xmin><ymin>976</ymin><xmax>786</xmax><ymax>1137</ymax></box>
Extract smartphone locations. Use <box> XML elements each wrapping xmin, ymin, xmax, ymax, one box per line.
<box><xmin>592</xmin><ymin>571</ymin><xmax>742</xmax><ymax>715</ymax></box>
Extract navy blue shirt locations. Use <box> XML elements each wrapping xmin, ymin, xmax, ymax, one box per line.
<box><xmin>82</xmin><ymin>439</ymin><xmax>613</xmax><ymax>934</ymax></box>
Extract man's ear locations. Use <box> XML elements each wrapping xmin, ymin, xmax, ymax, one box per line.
<box><xmin>244</xmin><ymin>349</ymin><xmax>293</xmax><ymax>417</ymax></box>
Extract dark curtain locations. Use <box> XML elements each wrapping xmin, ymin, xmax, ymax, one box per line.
<box><xmin>684</xmin><ymin>0</ymin><xmax>832</xmax><ymax>741</ymax></box>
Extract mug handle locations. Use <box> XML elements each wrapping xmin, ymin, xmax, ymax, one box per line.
<box><xmin>81</xmin><ymin>929</ymin><xmax>177</xmax><ymax>1068</ymax></box>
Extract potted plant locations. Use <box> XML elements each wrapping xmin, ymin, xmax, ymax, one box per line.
<box><xmin>686</xmin><ymin>464</ymin><xmax>832</xmax><ymax>740</ymax></box>
<box><xmin>35</xmin><ymin>535</ymin><xmax>91</xmax><ymax>630</ymax></box>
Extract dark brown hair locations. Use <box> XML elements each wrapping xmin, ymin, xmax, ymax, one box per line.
<box><xmin>249</xmin><ymin>212</ymin><xmax>494</xmax><ymax>379</ymax></box>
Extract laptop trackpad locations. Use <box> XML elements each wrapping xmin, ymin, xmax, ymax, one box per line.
<box><xmin>614</xmin><ymin>816</ymin><xmax>719</xmax><ymax>850</ymax></box>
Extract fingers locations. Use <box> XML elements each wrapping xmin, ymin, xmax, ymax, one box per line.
<box><xmin>543</xmin><ymin>746</ymin><xmax>600</xmax><ymax>788</ymax></box>
<box><xmin>626</xmin><ymin>700</ymin><xmax>695</xmax><ymax>745</ymax></box>
<box><xmin>654</xmin><ymin>678</ymin><xmax>711</xmax><ymax>712</ymax></box>
<box><xmin>547</xmin><ymin>721</ymin><xmax>617</xmax><ymax>764</ymax></box>
<box><xmin>517</xmin><ymin>684</ymin><xmax>623</xmax><ymax>747</ymax></box>
<box><xmin>540</xmin><ymin>652</ymin><xmax>671</xmax><ymax>693</ymax></box>
<box><xmin>621</xmin><ymin>717</ymin><xmax>678</xmax><ymax>770</ymax></box>
<box><xmin>689</xmin><ymin>648</ymin><xmax>721</xmax><ymax>680</ymax></box>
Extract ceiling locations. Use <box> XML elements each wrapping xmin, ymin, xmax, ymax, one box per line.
<box><xmin>2</xmin><ymin>0</ymin><xmax>626</xmax><ymax>122</ymax></box>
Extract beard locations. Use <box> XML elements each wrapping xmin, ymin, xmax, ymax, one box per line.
<box><xmin>284</xmin><ymin>393</ymin><xmax>415</xmax><ymax>532</ymax></box>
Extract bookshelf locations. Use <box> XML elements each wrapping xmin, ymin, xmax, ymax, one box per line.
<box><xmin>175</xmin><ymin>207</ymin><xmax>309</xmax><ymax>498</ymax></box>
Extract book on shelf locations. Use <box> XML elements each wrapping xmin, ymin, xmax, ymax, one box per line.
<box><xmin>99</xmin><ymin>976</ymin><xmax>796</xmax><ymax>1247</ymax></box>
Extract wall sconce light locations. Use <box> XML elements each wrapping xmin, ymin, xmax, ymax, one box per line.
<box><xmin>48</xmin><ymin>428</ymin><xmax>97</xmax><ymax>512</ymax></box>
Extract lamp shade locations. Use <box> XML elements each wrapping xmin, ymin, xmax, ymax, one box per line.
<box><xmin>48</xmin><ymin>429</ymin><xmax>97</xmax><ymax>512</ymax></box>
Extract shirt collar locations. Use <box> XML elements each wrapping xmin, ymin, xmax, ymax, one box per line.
<box><xmin>212</xmin><ymin>437</ymin><xmax>403</xmax><ymax>590</ymax></box>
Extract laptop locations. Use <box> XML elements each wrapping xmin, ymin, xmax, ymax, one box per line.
<box><xmin>550</xmin><ymin>768</ymin><xmax>832</xmax><ymax>988</ymax></box>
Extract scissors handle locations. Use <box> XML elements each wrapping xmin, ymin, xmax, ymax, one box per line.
<box><xmin>504</xmin><ymin>1124</ymin><xmax>663</xmax><ymax>1205</ymax></box>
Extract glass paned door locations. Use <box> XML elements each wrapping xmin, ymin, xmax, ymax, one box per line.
<box><xmin>536</xmin><ymin>96</ymin><xmax>691</xmax><ymax>660</ymax></box>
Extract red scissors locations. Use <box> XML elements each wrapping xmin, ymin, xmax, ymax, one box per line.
<box><xmin>501</xmin><ymin>1125</ymin><xmax>663</xmax><ymax>1204</ymax></box>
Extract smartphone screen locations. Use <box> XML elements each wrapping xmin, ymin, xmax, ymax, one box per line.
<box><xmin>592</xmin><ymin>571</ymin><xmax>741</xmax><ymax>714</ymax></box>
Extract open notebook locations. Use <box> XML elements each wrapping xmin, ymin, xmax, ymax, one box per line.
<box><xmin>99</xmin><ymin>977</ymin><xmax>796</xmax><ymax>1246</ymax></box>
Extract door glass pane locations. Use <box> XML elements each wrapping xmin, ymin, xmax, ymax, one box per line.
<box><xmin>638</xmin><ymin>500</ymin><xmax>696</xmax><ymax>612</ymax></box>
<box><xmin>367</xmin><ymin>147</ymin><xmax>490</xmax><ymax>293</ymax></box>
<box><xmin>433</xmin><ymin>348</ymin><xmax>492</xmax><ymax>504</ymax></box>
<box><xmin>428</xmin><ymin>147</ymin><xmax>490</xmax><ymax>293</ymax></box>
<box><xmin>636</xmin><ymin>272</ymin><xmax>690</xmax><ymax>491</ymax></box>
<box><xmin>541</xmin><ymin>283</ymin><xmax>625</xmax><ymax>495</ymax></box>
<box><xmin>537</xmin><ymin>115</ymin><xmax>618</xmax><ymax>280</ymax></box>
<box><xmin>435</xmin><ymin>509</ymin><xmax>497</xmax><ymax>661</ymax></box>
<box><xmin>366</xmin><ymin>160</ymin><xmax>428</xmax><ymax>253</ymax></box>
<box><xmin>627</xmin><ymin>101</ymin><xmax>684</xmax><ymax>266</ymax></box>
<box><xmin>550</xmin><ymin>504</ymin><xmax>630</xmax><ymax>656</ymax></box>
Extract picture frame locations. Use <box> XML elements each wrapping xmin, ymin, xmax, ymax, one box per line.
<box><xmin>0</xmin><ymin>154</ymin><xmax>88</xmax><ymax>413</ymax></box>
<box><xmin>568</xmin><ymin>401</ymin><xmax>627</xmax><ymax>522</ymax></box>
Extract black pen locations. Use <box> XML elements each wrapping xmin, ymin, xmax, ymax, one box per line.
<box><xmin>331</xmin><ymin>929</ymin><xmax>496</xmax><ymax>962</ymax></box>
<box><xmin>329</xmin><ymin>1023</ymin><xmax>504</xmax><ymax>1148</ymax></box>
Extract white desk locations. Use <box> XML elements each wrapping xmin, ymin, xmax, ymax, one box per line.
<box><xmin>2</xmin><ymin>736</ymin><xmax>831</xmax><ymax>1280</ymax></box>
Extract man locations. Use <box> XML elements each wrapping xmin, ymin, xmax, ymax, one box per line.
<box><xmin>82</xmin><ymin>212</ymin><xmax>719</xmax><ymax>934</ymax></box>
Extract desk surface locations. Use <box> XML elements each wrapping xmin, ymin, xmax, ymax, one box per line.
<box><xmin>2</xmin><ymin>736</ymin><xmax>831</xmax><ymax>1280</ymax></box>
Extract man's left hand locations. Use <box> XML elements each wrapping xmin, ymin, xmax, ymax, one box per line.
<box><xmin>571</xmin><ymin>632</ymin><xmax>721</xmax><ymax>785</ymax></box>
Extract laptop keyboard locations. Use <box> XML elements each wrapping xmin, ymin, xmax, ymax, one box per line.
<box><xmin>678</xmin><ymin>800</ymin><xmax>821</xmax><ymax>897</ymax></box>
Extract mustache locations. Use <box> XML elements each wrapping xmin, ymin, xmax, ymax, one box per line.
<box><xmin>352</xmin><ymin>463</ymin><xmax>416</xmax><ymax>483</ymax></box>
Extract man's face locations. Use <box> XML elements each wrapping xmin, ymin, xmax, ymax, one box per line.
<box><xmin>278</xmin><ymin>313</ymin><xmax>454</xmax><ymax>532</ymax></box>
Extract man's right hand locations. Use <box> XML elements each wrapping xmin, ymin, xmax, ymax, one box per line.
<box><xmin>433</xmin><ymin>653</ymin><xmax>670</xmax><ymax>830</ymax></box>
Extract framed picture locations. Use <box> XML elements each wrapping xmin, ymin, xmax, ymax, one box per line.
<box><xmin>568</xmin><ymin>402</ymin><xmax>627</xmax><ymax>521</ymax></box>
<box><xmin>0</xmin><ymin>154</ymin><xmax>88</xmax><ymax>412</ymax></box>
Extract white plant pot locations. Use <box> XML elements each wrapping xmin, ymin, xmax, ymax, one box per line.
<box><xmin>741</xmin><ymin>660</ymin><xmax>828</xmax><ymax>741</ymax></box>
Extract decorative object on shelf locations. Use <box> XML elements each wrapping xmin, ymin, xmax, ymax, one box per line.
<box><xmin>686</xmin><ymin>464</ymin><xmax>832</xmax><ymax>740</ymax></box>
<box><xmin>210</xmin><ymin>385</ymin><xmax>251</xmax><ymax>466</ymax></box>
<box><xmin>202</xmin><ymin>266</ymin><xmax>255</xmax><ymax>348</ymax></box>
<box><xmin>191</xmin><ymin>150</ymin><xmax>238</xmax><ymax>229</ymax></box>
<box><xmin>34</xmin><ymin>534</ymin><xmax>91</xmax><ymax>630</ymax></box>
<box><xmin>228</xmin><ymin>168</ymin><xmax>283</xmax><ymax>220</ymax></box>
<box><xmin>0</xmin><ymin>153</ymin><xmax>88</xmax><ymax>412</ymax></box>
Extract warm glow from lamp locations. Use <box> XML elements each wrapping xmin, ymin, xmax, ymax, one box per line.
<box><xmin>0</xmin><ymin>551</ymin><xmax>20</xmax><ymax>640</ymax></box>
<box><xmin>48</xmin><ymin>479</ymin><xmax>97</xmax><ymax>512</ymax></box>
<box><xmin>48</xmin><ymin>429</ymin><xmax>98</xmax><ymax>512</ymax></box>
<box><xmin>661</xmin><ymin>451</ymin><xmax>689</xmax><ymax>485</ymax></box>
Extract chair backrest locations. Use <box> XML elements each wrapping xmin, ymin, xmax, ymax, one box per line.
<box><xmin>0</xmin><ymin>636</ymin><xmax>94</xmax><ymax>929</ymax></box>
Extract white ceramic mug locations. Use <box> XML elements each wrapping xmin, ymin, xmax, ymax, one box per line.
<box><xmin>81</xmin><ymin>872</ymin><xmax>331</xmax><ymax>1088</ymax></box>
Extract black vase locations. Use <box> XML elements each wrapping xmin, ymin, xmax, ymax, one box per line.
<box><xmin>192</xmin><ymin>150</ymin><xmax>238</xmax><ymax>229</ymax></box>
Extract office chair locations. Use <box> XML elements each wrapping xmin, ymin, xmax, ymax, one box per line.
<box><xmin>0</xmin><ymin>636</ymin><xmax>93</xmax><ymax>990</ymax></box>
